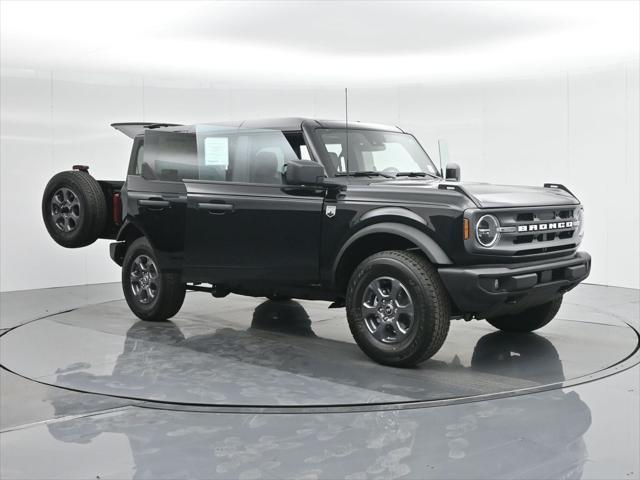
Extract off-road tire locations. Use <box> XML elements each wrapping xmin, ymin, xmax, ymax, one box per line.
<box><xmin>346</xmin><ymin>250</ymin><xmax>451</xmax><ymax>367</ymax></box>
<box><xmin>486</xmin><ymin>296</ymin><xmax>563</xmax><ymax>333</ymax></box>
<box><xmin>42</xmin><ymin>170</ymin><xmax>107</xmax><ymax>248</ymax></box>
<box><xmin>122</xmin><ymin>237</ymin><xmax>186</xmax><ymax>322</ymax></box>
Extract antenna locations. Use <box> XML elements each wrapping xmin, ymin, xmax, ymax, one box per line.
<box><xmin>438</xmin><ymin>139</ymin><xmax>448</xmax><ymax>180</ymax></box>
<box><xmin>345</xmin><ymin>87</ymin><xmax>349</xmax><ymax>181</ymax></box>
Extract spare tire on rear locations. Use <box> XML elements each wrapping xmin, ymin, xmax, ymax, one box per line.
<box><xmin>42</xmin><ymin>170</ymin><xmax>107</xmax><ymax>248</ymax></box>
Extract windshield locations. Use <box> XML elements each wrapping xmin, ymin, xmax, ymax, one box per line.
<box><xmin>316</xmin><ymin>128</ymin><xmax>439</xmax><ymax>178</ymax></box>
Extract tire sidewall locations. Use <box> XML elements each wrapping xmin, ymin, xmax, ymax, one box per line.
<box><xmin>42</xmin><ymin>175</ymin><xmax>88</xmax><ymax>246</ymax></box>
<box><xmin>42</xmin><ymin>171</ymin><xmax>106</xmax><ymax>248</ymax></box>
<box><xmin>347</xmin><ymin>256</ymin><xmax>437</xmax><ymax>363</ymax></box>
<box><xmin>122</xmin><ymin>238</ymin><xmax>163</xmax><ymax>319</ymax></box>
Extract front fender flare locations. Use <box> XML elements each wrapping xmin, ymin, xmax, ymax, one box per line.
<box><xmin>332</xmin><ymin>222</ymin><xmax>452</xmax><ymax>280</ymax></box>
<box><xmin>358</xmin><ymin>207</ymin><xmax>427</xmax><ymax>227</ymax></box>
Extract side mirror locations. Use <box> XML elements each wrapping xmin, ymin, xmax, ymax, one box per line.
<box><xmin>445</xmin><ymin>163</ymin><xmax>461</xmax><ymax>182</ymax></box>
<box><xmin>284</xmin><ymin>159</ymin><xmax>325</xmax><ymax>185</ymax></box>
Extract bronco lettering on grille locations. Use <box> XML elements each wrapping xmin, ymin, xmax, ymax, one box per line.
<box><xmin>517</xmin><ymin>221</ymin><xmax>573</xmax><ymax>232</ymax></box>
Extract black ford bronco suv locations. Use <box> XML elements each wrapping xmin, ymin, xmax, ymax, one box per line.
<box><xmin>42</xmin><ymin>118</ymin><xmax>591</xmax><ymax>366</ymax></box>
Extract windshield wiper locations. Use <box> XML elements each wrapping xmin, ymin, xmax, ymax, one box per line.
<box><xmin>335</xmin><ymin>171</ymin><xmax>396</xmax><ymax>179</ymax></box>
<box><xmin>396</xmin><ymin>171</ymin><xmax>439</xmax><ymax>179</ymax></box>
<box><xmin>396</xmin><ymin>171</ymin><xmax>426</xmax><ymax>177</ymax></box>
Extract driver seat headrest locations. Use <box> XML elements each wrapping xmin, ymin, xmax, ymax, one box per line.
<box><xmin>252</xmin><ymin>151</ymin><xmax>279</xmax><ymax>183</ymax></box>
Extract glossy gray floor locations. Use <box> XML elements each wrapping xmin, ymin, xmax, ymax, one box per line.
<box><xmin>1</xmin><ymin>283</ymin><xmax>638</xmax><ymax>479</ymax></box>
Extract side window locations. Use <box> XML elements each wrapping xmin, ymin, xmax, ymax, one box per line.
<box><xmin>246</xmin><ymin>132</ymin><xmax>293</xmax><ymax>185</ymax></box>
<box><xmin>199</xmin><ymin>136</ymin><xmax>232</xmax><ymax>182</ymax></box>
<box><xmin>254</xmin><ymin>146</ymin><xmax>285</xmax><ymax>180</ymax></box>
<box><xmin>143</xmin><ymin>130</ymin><xmax>198</xmax><ymax>181</ymax></box>
<box><xmin>284</xmin><ymin>132</ymin><xmax>311</xmax><ymax>161</ymax></box>
<box><xmin>299</xmin><ymin>145</ymin><xmax>311</xmax><ymax>160</ymax></box>
<box><xmin>141</xmin><ymin>128</ymin><xmax>319</xmax><ymax>184</ymax></box>
<box><xmin>194</xmin><ymin>129</ymin><xmax>303</xmax><ymax>185</ymax></box>
<box><xmin>134</xmin><ymin>144</ymin><xmax>145</xmax><ymax>175</ymax></box>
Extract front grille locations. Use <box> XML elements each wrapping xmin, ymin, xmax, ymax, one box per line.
<box><xmin>478</xmin><ymin>206</ymin><xmax>581</xmax><ymax>257</ymax></box>
<box><xmin>501</xmin><ymin>208</ymin><xmax>575</xmax><ymax>246</ymax></box>
<box><xmin>512</xmin><ymin>227</ymin><xmax>575</xmax><ymax>245</ymax></box>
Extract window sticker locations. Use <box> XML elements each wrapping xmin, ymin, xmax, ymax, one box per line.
<box><xmin>204</xmin><ymin>137</ymin><xmax>229</xmax><ymax>166</ymax></box>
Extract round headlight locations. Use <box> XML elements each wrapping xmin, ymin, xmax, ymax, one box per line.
<box><xmin>476</xmin><ymin>214</ymin><xmax>500</xmax><ymax>247</ymax></box>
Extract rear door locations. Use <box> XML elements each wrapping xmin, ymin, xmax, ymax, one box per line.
<box><xmin>183</xmin><ymin>128</ymin><xmax>325</xmax><ymax>286</ymax></box>
<box><xmin>124</xmin><ymin>131</ymin><xmax>194</xmax><ymax>270</ymax></box>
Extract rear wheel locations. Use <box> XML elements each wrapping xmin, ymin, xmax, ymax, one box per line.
<box><xmin>42</xmin><ymin>171</ymin><xmax>107</xmax><ymax>248</ymax></box>
<box><xmin>346</xmin><ymin>250</ymin><xmax>451</xmax><ymax>367</ymax></box>
<box><xmin>122</xmin><ymin>237</ymin><xmax>186</xmax><ymax>322</ymax></box>
<box><xmin>486</xmin><ymin>296</ymin><xmax>563</xmax><ymax>333</ymax></box>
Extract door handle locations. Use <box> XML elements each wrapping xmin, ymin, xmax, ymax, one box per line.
<box><xmin>139</xmin><ymin>199</ymin><xmax>170</xmax><ymax>208</ymax></box>
<box><xmin>197</xmin><ymin>202</ymin><xmax>233</xmax><ymax>212</ymax></box>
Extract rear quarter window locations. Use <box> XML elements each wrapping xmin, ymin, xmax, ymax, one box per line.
<box><xmin>142</xmin><ymin>130</ymin><xmax>198</xmax><ymax>181</ymax></box>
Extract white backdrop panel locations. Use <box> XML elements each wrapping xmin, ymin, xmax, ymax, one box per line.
<box><xmin>1</xmin><ymin>64</ymin><xmax>638</xmax><ymax>291</ymax></box>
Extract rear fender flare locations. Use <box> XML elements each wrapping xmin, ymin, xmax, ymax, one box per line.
<box><xmin>115</xmin><ymin>217</ymin><xmax>148</xmax><ymax>244</ymax></box>
<box><xmin>110</xmin><ymin>218</ymin><xmax>148</xmax><ymax>266</ymax></box>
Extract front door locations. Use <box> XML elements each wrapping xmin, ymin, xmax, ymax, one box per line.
<box><xmin>183</xmin><ymin>128</ymin><xmax>325</xmax><ymax>286</ymax></box>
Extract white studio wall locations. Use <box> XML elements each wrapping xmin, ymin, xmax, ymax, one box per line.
<box><xmin>1</xmin><ymin>60</ymin><xmax>638</xmax><ymax>292</ymax></box>
<box><xmin>390</xmin><ymin>64</ymin><xmax>640</xmax><ymax>290</ymax></box>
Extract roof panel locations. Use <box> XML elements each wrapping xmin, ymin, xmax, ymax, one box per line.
<box><xmin>111</xmin><ymin>118</ymin><xmax>402</xmax><ymax>137</ymax></box>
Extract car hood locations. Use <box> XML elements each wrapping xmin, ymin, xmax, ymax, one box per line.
<box><xmin>371</xmin><ymin>179</ymin><xmax>579</xmax><ymax>208</ymax></box>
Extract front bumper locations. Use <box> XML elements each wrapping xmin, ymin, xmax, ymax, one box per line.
<box><xmin>439</xmin><ymin>251</ymin><xmax>591</xmax><ymax>318</ymax></box>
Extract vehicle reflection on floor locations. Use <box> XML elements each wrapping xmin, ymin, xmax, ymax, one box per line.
<box><xmin>43</xmin><ymin>300</ymin><xmax>591</xmax><ymax>479</ymax></box>
<box><xmin>46</xmin><ymin>299</ymin><xmax>578</xmax><ymax>406</ymax></box>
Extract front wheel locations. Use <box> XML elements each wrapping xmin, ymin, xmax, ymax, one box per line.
<box><xmin>346</xmin><ymin>250</ymin><xmax>451</xmax><ymax>367</ymax></box>
<box><xmin>486</xmin><ymin>296</ymin><xmax>563</xmax><ymax>333</ymax></box>
<box><xmin>122</xmin><ymin>237</ymin><xmax>186</xmax><ymax>322</ymax></box>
